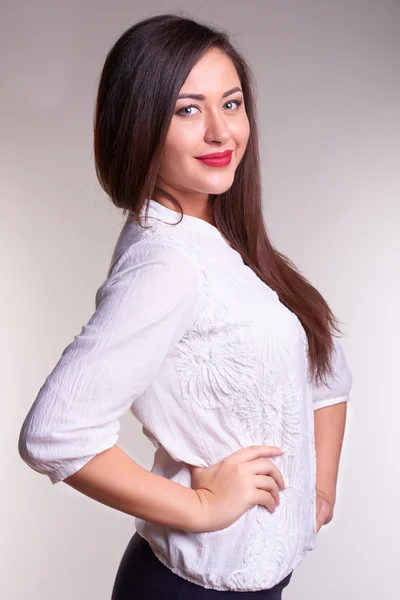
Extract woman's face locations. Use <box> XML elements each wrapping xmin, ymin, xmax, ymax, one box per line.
<box><xmin>156</xmin><ymin>47</ymin><xmax>250</xmax><ymax>206</ymax></box>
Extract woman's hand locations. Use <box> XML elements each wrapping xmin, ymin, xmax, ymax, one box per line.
<box><xmin>188</xmin><ymin>445</ymin><xmax>286</xmax><ymax>532</ymax></box>
<box><xmin>315</xmin><ymin>487</ymin><xmax>335</xmax><ymax>532</ymax></box>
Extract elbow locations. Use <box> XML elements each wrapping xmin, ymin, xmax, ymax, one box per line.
<box><xmin>18</xmin><ymin>418</ymin><xmax>120</xmax><ymax>485</ymax></box>
<box><xmin>18</xmin><ymin>417</ymin><xmax>35</xmax><ymax>466</ymax></box>
<box><xmin>18</xmin><ymin>419</ymin><xmax>56</xmax><ymax>480</ymax></box>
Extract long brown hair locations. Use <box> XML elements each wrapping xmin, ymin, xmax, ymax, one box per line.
<box><xmin>93</xmin><ymin>12</ymin><xmax>345</xmax><ymax>388</ymax></box>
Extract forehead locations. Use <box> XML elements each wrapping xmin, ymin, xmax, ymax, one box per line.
<box><xmin>179</xmin><ymin>48</ymin><xmax>240</xmax><ymax>94</ymax></box>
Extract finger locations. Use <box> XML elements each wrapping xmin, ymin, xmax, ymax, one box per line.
<box><xmin>251</xmin><ymin>460</ymin><xmax>285</xmax><ymax>490</ymax></box>
<box><xmin>254</xmin><ymin>475</ymin><xmax>281</xmax><ymax>507</ymax></box>
<box><xmin>254</xmin><ymin>489</ymin><xmax>276</xmax><ymax>513</ymax></box>
<box><xmin>230</xmin><ymin>446</ymin><xmax>285</xmax><ymax>463</ymax></box>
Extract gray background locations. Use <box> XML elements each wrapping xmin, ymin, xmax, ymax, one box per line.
<box><xmin>3</xmin><ymin>1</ymin><xmax>399</xmax><ymax>598</ymax></box>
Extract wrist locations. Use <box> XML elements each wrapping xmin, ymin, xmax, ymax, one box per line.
<box><xmin>184</xmin><ymin>489</ymin><xmax>210</xmax><ymax>533</ymax></box>
<box><xmin>316</xmin><ymin>486</ymin><xmax>336</xmax><ymax>506</ymax></box>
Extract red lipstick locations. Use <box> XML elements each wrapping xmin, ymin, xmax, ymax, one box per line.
<box><xmin>195</xmin><ymin>149</ymin><xmax>233</xmax><ymax>167</ymax></box>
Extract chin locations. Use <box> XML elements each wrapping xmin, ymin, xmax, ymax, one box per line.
<box><xmin>199</xmin><ymin>176</ymin><xmax>236</xmax><ymax>195</ymax></box>
<box><xmin>207</xmin><ymin>182</ymin><xmax>235</xmax><ymax>195</ymax></box>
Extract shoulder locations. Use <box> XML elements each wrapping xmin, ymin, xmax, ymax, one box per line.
<box><xmin>101</xmin><ymin>228</ymin><xmax>202</xmax><ymax>303</ymax></box>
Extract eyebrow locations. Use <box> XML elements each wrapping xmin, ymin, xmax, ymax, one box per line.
<box><xmin>176</xmin><ymin>86</ymin><xmax>243</xmax><ymax>101</ymax></box>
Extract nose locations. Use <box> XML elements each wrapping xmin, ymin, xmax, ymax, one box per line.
<box><xmin>204</xmin><ymin>109</ymin><xmax>231</xmax><ymax>144</ymax></box>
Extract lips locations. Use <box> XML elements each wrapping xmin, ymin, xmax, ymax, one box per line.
<box><xmin>195</xmin><ymin>149</ymin><xmax>233</xmax><ymax>159</ymax></box>
<box><xmin>195</xmin><ymin>149</ymin><xmax>233</xmax><ymax>167</ymax></box>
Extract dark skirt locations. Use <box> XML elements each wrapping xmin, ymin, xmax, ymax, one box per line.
<box><xmin>111</xmin><ymin>531</ymin><xmax>293</xmax><ymax>599</ymax></box>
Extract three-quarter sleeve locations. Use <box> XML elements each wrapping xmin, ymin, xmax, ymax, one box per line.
<box><xmin>312</xmin><ymin>337</ymin><xmax>353</xmax><ymax>411</ymax></box>
<box><xmin>18</xmin><ymin>241</ymin><xmax>201</xmax><ymax>484</ymax></box>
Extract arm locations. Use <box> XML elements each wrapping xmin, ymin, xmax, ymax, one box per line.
<box><xmin>314</xmin><ymin>401</ymin><xmax>347</xmax><ymax>505</ymax></box>
<box><xmin>63</xmin><ymin>444</ymin><xmax>202</xmax><ymax>532</ymax></box>
<box><xmin>18</xmin><ymin>241</ymin><xmax>204</xmax><ymax>532</ymax></box>
<box><xmin>312</xmin><ymin>338</ymin><xmax>353</xmax><ymax>506</ymax></box>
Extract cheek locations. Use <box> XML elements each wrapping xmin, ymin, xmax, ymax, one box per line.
<box><xmin>239</xmin><ymin>116</ymin><xmax>251</xmax><ymax>144</ymax></box>
<box><xmin>230</xmin><ymin>115</ymin><xmax>250</xmax><ymax>144</ymax></box>
<box><xmin>159</xmin><ymin>140</ymin><xmax>181</xmax><ymax>170</ymax></box>
<box><xmin>160</xmin><ymin>138</ymin><xmax>194</xmax><ymax>173</ymax></box>
<box><xmin>233</xmin><ymin>120</ymin><xmax>250</xmax><ymax>160</ymax></box>
<box><xmin>158</xmin><ymin>138</ymin><xmax>194</xmax><ymax>180</ymax></box>
<box><xmin>164</xmin><ymin>122</ymin><xmax>200</xmax><ymax>154</ymax></box>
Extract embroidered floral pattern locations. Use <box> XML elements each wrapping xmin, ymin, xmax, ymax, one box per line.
<box><xmin>171</xmin><ymin>319</ymin><xmax>259</xmax><ymax>411</ymax></box>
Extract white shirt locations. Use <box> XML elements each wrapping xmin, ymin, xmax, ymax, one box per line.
<box><xmin>18</xmin><ymin>199</ymin><xmax>353</xmax><ymax>592</ymax></box>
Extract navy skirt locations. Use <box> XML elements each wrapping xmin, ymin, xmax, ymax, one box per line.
<box><xmin>111</xmin><ymin>531</ymin><xmax>293</xmax><ymax>599</ymax></box>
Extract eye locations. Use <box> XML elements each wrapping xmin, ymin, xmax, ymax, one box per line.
<box><xmin>176</xmin><ymin>105</ymin><xmax>200</xmax><ymax>117</ymax></box>
<box><xmin>224</xmin><ymin>99</ymin><xmax>242</xmax><ymax>111</ymax></box>
<box><xmin>175</xmin><ymin>99</ymin><xmax>243</xmax><ymax>117</ymax></box>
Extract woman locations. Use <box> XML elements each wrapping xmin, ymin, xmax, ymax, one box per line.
<box><xmin>18</xmin><ymin>13</ymin><xmax>353</xmax><ymax>599</ymax></box>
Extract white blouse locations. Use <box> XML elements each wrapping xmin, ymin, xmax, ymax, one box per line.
<box><xmin>18</xmin><ymin>199</ymin><xmax>353</xmax><ymax>592</ymax></box>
